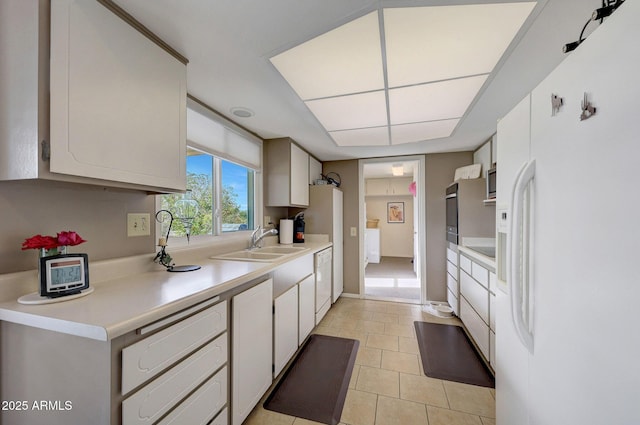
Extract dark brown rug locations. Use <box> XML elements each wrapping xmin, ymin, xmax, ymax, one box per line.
<box><xmin>414</xmin><ymin>322</ymin><xmax>494</xmax><ymax>388</ymax></box>
<box><xmin>264</xmin><ymin>334</ymin><xmax>359</xmax><ymax>425</ymax></box>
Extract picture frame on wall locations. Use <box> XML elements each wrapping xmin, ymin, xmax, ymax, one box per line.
<box><xmin>387</xmin><ymin>202</ymin><xmax>404</xmax><ymax>223</ymax></box>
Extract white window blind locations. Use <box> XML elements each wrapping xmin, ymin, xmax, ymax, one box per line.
<box><xmin>186</xmin><ymin>98</ymin><xmax>262</xmax><ymax>170</ymax></box>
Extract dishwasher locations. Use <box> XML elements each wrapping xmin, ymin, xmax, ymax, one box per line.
<box><xmin>315</xmin><ymin>248</ymin><xmax>332</xmax><ymax>325</ymax></box>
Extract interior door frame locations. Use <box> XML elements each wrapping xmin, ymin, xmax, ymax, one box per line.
<box><xmin>358</xmin><ymin>155</ymin><xmax>427</xmax><ymax>304</ymax></box>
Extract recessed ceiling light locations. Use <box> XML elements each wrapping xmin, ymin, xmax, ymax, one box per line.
<box><xmin>230</xmin><ymin>107</ymin><xmax>254</xmax><ymax>118</ymax></box>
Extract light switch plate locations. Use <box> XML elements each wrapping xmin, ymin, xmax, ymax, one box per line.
<box><xmin>350</xmin><ymin>227</ymin><xmax>357</xmax><ymax>237</ymax></box>
<box><xmin>127</xmin><ymin>213</ymin><xmax>150</xmax><ymax>237</ymax></box>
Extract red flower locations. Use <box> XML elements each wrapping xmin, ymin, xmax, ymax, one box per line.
<box><xmin>21</xmin><ymin>231</ymin><xmax>86</xmax><ymax>250</ymax></box>
<box><xmin>56</xmin><ymin>231</ymin><xmax>86</xmax><ymax>247</ymax></box>
<box><xmin>21</xmin><ymin>235</ymin><xmax>59</xmax><ymax>250</ymax></box>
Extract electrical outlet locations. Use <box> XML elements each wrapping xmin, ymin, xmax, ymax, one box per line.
<box><xmin>350</xmin><ymin>227</ymin><xmax>357</xmax><ymax>237</ymax></box>
<box><xmin>264</xmin><ymin>216</ymin><xmax>271</xmax><ymax>227</ymax></box>
<box><xmin>127</xmin><ymin>213</ymin><xmax>150</xmax><ymax>237</ymax></box>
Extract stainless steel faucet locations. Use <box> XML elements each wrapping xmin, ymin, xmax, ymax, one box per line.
<box><xmin>249</xmin><ymin>225</ymin><xmax>278</xmax><ymax>249</ymax></box>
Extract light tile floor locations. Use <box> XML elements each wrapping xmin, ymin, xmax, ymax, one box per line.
<box><xmin>244</xmin><ymin>297</ymin><xmax>496</xmax><ymax>425</ymax></box>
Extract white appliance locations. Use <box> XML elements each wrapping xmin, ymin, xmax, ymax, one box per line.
<box><xmin>305</xmin><ymin>185</ymin><xmax>344</xmax><ymax>303</ymax></box>
<box><xmin>314</xmin><ymin>248</ymin><xmax>332</xmax><ymax>324</ymax></box>
<box><xmin>496</xmin><ymin>3</ymin><xmax>640</xmax><ymax>424</ymax></box>
<box><xmin>365</xmin><ymin>228</ymin><xmax>380</xmax><ymax>264</ymax></box>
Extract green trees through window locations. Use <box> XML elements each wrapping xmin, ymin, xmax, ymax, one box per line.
<box><xmin>159</xmin><ymin>149</ymin><xmax>254</xmax><ymax>239</ymax></box>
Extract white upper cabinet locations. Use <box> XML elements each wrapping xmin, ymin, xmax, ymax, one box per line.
<box><xmin>265</xmin><ymin>138</ymin><xmax>310</xmax><ymax>207</ymax></box>
<box><xmin>309</xmin><ymin>156</ymin><xmax>322</xmax><ymax>185</ymax></box>
<box><xmin>50</xmin><ymin>0</ymin><xmax>186</xmax><ymax>191</ymax></box>
<box><xmin>290</xmin><ymin>143</ymin><xmax>309</xmax><ymax>206</ymax></box>
<box><xmin>0</xmin><ymin>0</ymin><xmax>187</xmax><ymax>192</ymax></box>
<box><xmin>365</xmin><ymin>177</ymin><xmax>412</xmax><ymax>196</ymax></box>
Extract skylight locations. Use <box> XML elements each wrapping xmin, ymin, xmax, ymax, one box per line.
<box><xmin>270</xmin><ymin>3</ymin><xmax>536</xmax><ymax>147</ymax></box>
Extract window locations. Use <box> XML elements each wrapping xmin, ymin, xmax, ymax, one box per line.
<box><xmin>158</xmin><ymin>148</ymin><xmax>256</xmax><ymax>241</ymax></box>
<box><xmin>157</xmin><ymin>98</ymin><xmax>262</xmax><ymax>242</ymax></box>
<box><xmin>221</xmin><ymin>159</ymin><xmax>254</xmax><ymax>232</ymax></box>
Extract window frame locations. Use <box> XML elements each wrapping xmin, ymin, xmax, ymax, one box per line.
<box><xmin>155</xmin><ymin>97</ymin><xmax>263</xmax><ymax>247</ymax></box>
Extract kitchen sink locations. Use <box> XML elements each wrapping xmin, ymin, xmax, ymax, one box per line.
<box><xmin>255</xmin><ymin>246</ymin><xmax>308</xmax><ymax>254</ymax></box>
<box><xmin>210</xmin><ymin>246</ymin><xmax>308</xmax><ymax>262</ymax></box>
<box><xmin>211</xmin><ymin>250</ymin><xmax>285</xmax><ymax>262</ymax></box>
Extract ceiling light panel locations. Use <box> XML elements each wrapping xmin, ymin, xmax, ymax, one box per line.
<box><xmin>390</xmin><ymin>119</ymin><xmax>459</xmax><ymax>145</ymax></box>
<box><xmin>383</xmin><ymin>3</ymin><xmax>536</xmax><ymax>87</ymax></box>
<box><xmin>270</xmin><ymin>11</ymin><xmax>384</xmax><ymax>100</ymax></box>
<box><xmin>329</xmin><ymin>126</ymin><xmax>389</xmax><ymax>146</ymax></box>
<box><xmin>388</xmin><ymin>74</ymin><xmax>488</xmax><ymax>125</ymax></box>
<box><xmin>305</xmin><ymin>91</ymin><xmax>388</xmax><ymax>132</ymax></box>
<box><xmin>391</xmin><ymin>164</ymin><xmax>404</xmax><ymax>176</ymax></box>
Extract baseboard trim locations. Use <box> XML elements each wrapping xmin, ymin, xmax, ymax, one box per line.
<box><xmin>338</xmin><ymin>293</ymin><xmax>361</xmax><ymax>299</ymax></box>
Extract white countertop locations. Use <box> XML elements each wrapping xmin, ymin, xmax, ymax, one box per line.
<box><xmin>0</xmin><ymin>241</ymin><xmax>330</xmax><ymax>341</ymax></box>
<box><xmin>458</xmin><ymin>245</ymin><xmax>496</xmax><ymax>270</ymax></box>
<box><xmin>458</xmin><ymin>237</ymin><xmax>496</xmax><ymax>270</ymax></box>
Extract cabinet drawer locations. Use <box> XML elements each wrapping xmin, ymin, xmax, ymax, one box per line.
<box><xmin>460</xmin><ymin>297</ymin><xmax>489</xmax><ymax>360</ymax></box>
<box><xmin>273</xmin><ymin>254</ymin><xmax>313</xmax><ymax>298</ymax></box>
<box><xmin>460</xmin><ymin>271</ymin><xmax>489</xmax><ymax>324</ymax></box>
<box><xmin>157</xmin><ymin>367</ymin><xmax>227</xmax><ymax>425</ymax></box>
<box><xmin>459</xmin><ymin>255</ymin><xmax>472</xmax><ymax>274</ymax></box>
<box><xmin>447</xmin><ymin>272</ymin><xmax>458</xmax><ymax>294</ymax></box>
<box><xmin>447</xmin><ymin>288</ymin><xmax>459</xmax><ymax>316</ymax></box>
<box><xmin>122</xmin><ymin>301</ymin><xmax>227</xmax><ymax>395</ymax></box>
<box><xmin>446</xmin><ymin>261</ymin><xmax>457</xmax><ymax>280</ymax></box>
<box><xmin>123</xmin><ymin>335</ymin><xmax>227</xmax><ymax>425</ymax></box>
<box><xmin>446</xmin><ymin>248</ymin><xmax>458</xmax><ymax>266</ymax></box>
<box><xmin>471</xmin><ymin>262</ymin><xmax>489</xmax><ymax>288</ymax></box>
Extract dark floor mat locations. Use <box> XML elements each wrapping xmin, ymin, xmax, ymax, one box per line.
<box><xmin>264</xmin><ymin>334</ymin><xmax>359</xmax><ymax>425</ymax></box>
<box><xmin>414</xmin><ymin>321</ymin><xmax>494</xmax><ymax>388</ymax></box>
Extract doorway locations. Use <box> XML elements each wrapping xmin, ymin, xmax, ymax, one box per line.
<box><xmin>358</xmin><ymin>156</ymin><xmax>426</xmax><ymax>304</ymax></box>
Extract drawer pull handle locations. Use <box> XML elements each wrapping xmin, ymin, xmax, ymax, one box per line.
<box><xmin>139</xmin><ymin>296</ymin><xmax>221</xmax><ymax>335</ymax></box>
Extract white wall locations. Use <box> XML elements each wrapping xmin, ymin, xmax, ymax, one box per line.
<box><xmin>365</xmin><ymin>195</ymin><xmax>413</xmax><ymax>258</ymax></box>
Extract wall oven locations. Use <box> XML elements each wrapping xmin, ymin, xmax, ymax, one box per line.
<box><xmin>446</xmin><ymin>183</ymin><xmax>458</xmax><ymax>244</ymax></box>
<box><xmin>445</xmin><ymin>178</ymin><xmax>496</xmax><ymax>246</ymax></box>
<box><xmin>486</xmin><ymin>166</ymin><xmax>497</xmax><ymax>199</ymax></box>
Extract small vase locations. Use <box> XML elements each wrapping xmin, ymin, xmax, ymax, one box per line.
<box><xmin>39</xmin><ymin>246</ymin><xmax>67</xmax><ymax>258</ymax></box>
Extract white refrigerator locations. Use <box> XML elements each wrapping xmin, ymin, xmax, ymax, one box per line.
<box><xmin>495</xmin><ymin>2</ymin><xmax>640</xmax><ymax>424</ymax></box>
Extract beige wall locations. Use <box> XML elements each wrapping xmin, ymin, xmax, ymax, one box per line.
<box><xmin>0</xmin><ymin>180</ymin><xmax>156</xmax><ymax>273</ymax></box>
<box><xmin>425</xmin><ymin>152</ymin><xmax>473</xmax><ymax>301</ymax></box>
<box><xmin>365</xmin><ymin>194</ymin><xmax>413</xmax><ymax>258</ymax></box>
<box><xmin>322</xmin><ymin>160</ymin><xmax>359</xmax><ymax>295</ymax></box>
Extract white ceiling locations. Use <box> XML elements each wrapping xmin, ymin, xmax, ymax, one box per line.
<box><xmin>114</xmin><ymin>0</ymin><xmax>601</xmax><ymax>161</ymax></box>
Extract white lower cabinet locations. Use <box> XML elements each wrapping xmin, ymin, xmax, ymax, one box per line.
<box><xmin>121</xmin><ymin>301</ymin><xmax>227</xmax><ymax>395</ymax></box>
<box><xmin>120</xmin><ymin>299</ymin><xmax>228</xmax><ymax>425</ymax></box>
<box><xmin>447</xmin><ymin>288</ymin><xmax>458</xmax><ymax>316</ymax></box>
<box><xmin>460</xmin><ymin>296</ymin><xmax>490</xmax><ymax>360</ymax></box>
<box><xmin>458</xmin><ymin>252</ymin><xmax>499</xmax><ymax>367</ymax></box>
<box><xmin>232</xmin><ymin>278</ymin><xmax>274</xmax><ymax>425</ymax></box>
<box><xmin>156</xmin><ymin>367</ymin><xmax>227</xmax><ymax>425</ymax></box>
<box><xmin>460</xmin><ymin>270</ymin><xmax>489</xmax><ymax>324</ymax></box>
<box><xmin>298</xmin><ymin>274</ymin><xmax>316</xmax><ymax>345</ymax></box>
<box><xmin>446</xmin><ymin>268</ymin><xmax>459</xmax><ymax>315</ymax></box>
<box><xmin>274</xmin><ymin>284</ymin><xmax>299</xmax><ymax>377</ymax></box>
